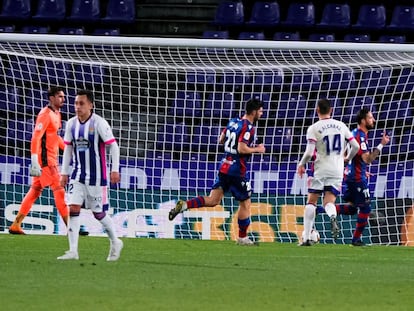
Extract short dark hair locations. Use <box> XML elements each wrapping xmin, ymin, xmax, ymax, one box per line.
<box><xmin>356</xmin><ymin>107</ymin><xmax>370</xmax><ymax>125</ymax></box>
<box><xmin>245</xmin><ymin>98</ymin><xmax>263</xmax><ymax>114</ymax></box>
<box><xmin>47</xmin><ymin>86</ymin><xmax>64</xmax><ymax>98</ymax></box>
<box><xmin>77</xmin><ymin>89</ymin><xmax>94</xmax><ymax>103</ymax></box>
<box><xmin>317</xmin><ymin>98</ymin><xmax>331</xmax><ymax>114</ymax></box>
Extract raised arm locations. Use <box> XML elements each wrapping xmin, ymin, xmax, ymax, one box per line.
<box><xmin>362</xmin><ymin>131</ymin><xmax>390</xmax><ymax>164</ymax></box>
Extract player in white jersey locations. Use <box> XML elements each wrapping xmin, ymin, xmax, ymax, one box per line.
<box><xmin>57</xmin><ymin>89</ymin><xmax>123</xmax><ymax>261</ymax></box>
<box><xmin>297</xmin><ymin>98</ymin><xmax>359</xmax><ymax>246</ymax></box>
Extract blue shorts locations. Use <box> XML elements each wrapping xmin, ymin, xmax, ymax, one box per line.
<box><xmin>343</xmin><ymin>181</ymin><xmax>371</xmax><ymax>207</ymax></box>
<box><xmin>212</xmin><ymin>172</ymin><xmax>251</xmax><ymax>201</ymax></box>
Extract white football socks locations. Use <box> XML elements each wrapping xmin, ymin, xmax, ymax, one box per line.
<box><xmin>68</xmin><ymin>215</ymin><xmax>80</xmax><ymax>253</ymax></box>
<box><xmin>303</xmin><ymin>204</ymin><xmax>316</xmax><ymax>241</ymax></box>
<box><xmin>100</xmin><ymin>214</ymin><xmax>117</xmax><ymax>242</ymax></box>
<box><xmin>324</xmin><ymin>202</ymin><xmax>337</xmax><ymax>219</ymax></box>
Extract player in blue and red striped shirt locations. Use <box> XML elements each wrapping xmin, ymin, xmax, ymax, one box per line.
<box><xmin>340</xmin><ymin>108</ymin><xmax>390</xmax><ymax>246</ymax></box>
<box><xmin>168</xmin><ymin>98</ymin><xmax>266</xmax><ymax>245</ymax></box>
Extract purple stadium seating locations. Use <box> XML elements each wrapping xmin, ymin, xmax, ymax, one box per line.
<box><xmin>170</xmin><ymin>91</ymin><xmax>203</xmax><ymax>118</ymax></box>
<box><xmin>202</xmin><ymin>30</ymin><xmax>229</xmax><ymax>39</ymax></box>
<box><xmin>102</xmin><ymin>0</ymin><xmax>135</xmax><ymax>23</ymax></box>
<box><xmin>93</xmin><ymin>28</ymin><xmax>120</xmax><ymax>36</ymax></box>
<box><xmin>326</xmin><ymin>68</ymin><xmax>357</xmax><ymax>91</ymax></box>
<box><xmin>0</xmin><ymin>0</ymin><xmax>30</xmax><ymax>19</ymax></box>
<box><xmin>68</xmin><ymin>0</ymin><xmax>100</xmax><ymax>21</ymax></box>
<box><xmin>379</xmin><ymin>35</ymin><xmax>406</xmax><ymax>44</ymax></box>
<box><xmin>192</xmin><ymin>125</ymin><xmax>221</xmax><ymax>152</ymax></box>
<box><xmin>353</xmin><ymin>5</ymin><xmax>386</xmax><ymax>30</ymax></box>
<box><xmin>344</xmin><ymin>34</ymin><xmax>371</xmax><ymax>43</ymax></box>
<box><xmin>157</xmin><ymin>122</ymin><xmax>191</xmax><ymax>151</ymax></box>
<box><xmin>318</xmin><ymin>3</ymin><xmax>350</xmax><ymax>28</ymax></box>
<box><xmin>309</xmin><ymin>33</ymin><xmax>335</xmax><ymax>42</ymax></box>
<box><xmin>0</xmin><ymin>25</ymin><xmax>14</xmax><ymax>32</ymax></box>
<box><xmin>213</xmin><ymin>0</ymin><xmax>244</xmax><ymax>26</ymax></box>
<box><xmin>21</xmin><ymin>26</ymin><xmax>49</xmax><ymax>34</ymax></box>
<box><xmin>282</xmin><ymin>3</ymin><xmax>315</xmax><ymax>27</ymax></box>
<box><xmin>0</xmin><ymin>86</ymin><xmax>21</xmax><ymax>112</ymax></box>
<box><xmin>246</xmin><ymin>1</ymin><xmax>280</xmax><ymax>27</ymax></box>
<box><xmin>273</xmin><ymin>32</ymin><xmax>300</xmax><ymax>41</ymax></box>
<box><xmin>360</xmin><ymin>67</ymin><xmax>392</xmax><ymax>92</ymax></box>
<box><xmin>33</xmin><ymin>0</ymin><xmax>66</xmax><ymax>21</ymax></box>
<box><xmin>253</xmin><ymin>69</ymin><xmax>284</xmax><ymax>88</ymax></box>
<box><xmin>291</xmin><ymin>67</ymin><xmax>322</xmax><ymax>91</ymax></box>
<box><xmin>237</xmin><ymin>32</ymin><xmax>265</xmax><ymax>40</ymax></box>
<box><xmin>186</xmin><ymin>69</ymin><xmax>217</xmax><ymax>85</ymax></box>
<box><xmin>388</xmin><ymin>6</ymin><xmax>414</xmax><ymax>30</ymax></box>
<box><xmin>204</xmin><ymin>92</ymin><xmax>235</xmax><ymax>119</ymax></box>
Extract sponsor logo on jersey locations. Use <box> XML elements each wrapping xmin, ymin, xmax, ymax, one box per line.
<box><xmin>74</xmin><ymin>137</ymin><xmax>90</xmax><ymax>151</ymax></box>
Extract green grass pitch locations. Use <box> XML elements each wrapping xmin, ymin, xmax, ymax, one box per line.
<box><xmin>1</xmin><ymin>234</ymin><xmax>413</xmax><ymax>311</ymax></box>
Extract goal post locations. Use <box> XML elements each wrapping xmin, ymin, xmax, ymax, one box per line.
<box><xmin>0</xmin><ymin>34</ymin><xmax>413</xmax><ymax>245</ymax></box>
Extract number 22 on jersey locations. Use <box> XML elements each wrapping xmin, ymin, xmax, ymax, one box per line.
<box><xmin>224</xmin><ymin>130</ymin><xmax>237</xmax><ymax>154</ymax></box>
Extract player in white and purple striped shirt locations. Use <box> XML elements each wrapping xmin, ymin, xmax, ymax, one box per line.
<box><xmin>58</xmin><ymin>89</ymin><xmax>123</xmax><ymax>261</ymax></box>
<box><xmin>297</xmin><ymin>98</ymin><xmax>359</xmax><ymax>246</ymax></box>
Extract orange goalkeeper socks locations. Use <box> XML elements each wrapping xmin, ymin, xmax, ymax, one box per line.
<box><xmin>19</xmin><ymin>187</ymin><xmax>42</xmax><ymax>216</ymax></box>
<box><xmin>53</xmin><ymin>187</ymin><xmax>69</xmax><ymax>224</ymax></box>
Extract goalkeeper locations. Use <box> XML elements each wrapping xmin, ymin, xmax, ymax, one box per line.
<box><xmin>168</xmin><ymin>98</ymin><xmax>266</xmax><ymax>245</ymax></box>
<box><xmin>9</xmin><ymin>86</ymin><xmax>69</xmax><ymax>234</ymax></box>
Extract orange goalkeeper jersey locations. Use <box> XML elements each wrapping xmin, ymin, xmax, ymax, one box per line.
<box><xmin>31</xmin><ymin>106</ymin><xmax>65</xmax><ymax>167</ymax></box>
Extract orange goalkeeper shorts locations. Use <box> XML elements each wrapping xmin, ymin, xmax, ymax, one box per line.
<box><xmin>32</xmin><ymin>165</ymin><xmax>61</xmax><ymax>189</ymax></box>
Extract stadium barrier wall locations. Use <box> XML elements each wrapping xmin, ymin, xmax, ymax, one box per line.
<box><xmin>0</xmin><ymin>34</ymin><xmax>413</xmax><ymax>245</ymax></box>
<box><xmin>1</xmin><ymin>156</ymin><xmax>413</xmax><ymax>245</ymax></box>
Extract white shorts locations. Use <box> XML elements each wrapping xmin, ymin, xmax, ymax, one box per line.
<box><xmin>67</xmin><ymin>180</ymin><xmax>109</xmax><ymax>213</ymax></box>
<box><xmin>308</xmin><ymin>176</ymin><xmax>342</xmax><ymax>196</ymax></box>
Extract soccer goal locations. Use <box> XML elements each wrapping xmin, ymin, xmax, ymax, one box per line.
<box><xmin>0</xmin><ymin>34</ymin><xmax>412</xmax><ymax>245</ymax></box>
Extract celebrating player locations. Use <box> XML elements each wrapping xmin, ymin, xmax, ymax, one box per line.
<box><xmin>297</xmin><ymin>98</ymin><xmax>359</xmax><ymax>246</ymax></box>
<box><xmin>339</xmin><ymin>108</ymin><xmax>390</xmax><ymax>246</ymax></box>
<box><xmin>9</xmin><ymin>86</ymin><xmax>69</xmax><ymax>234</ymax></box>
<box><xmin>57</xmin><ymin>89</ymin><xmax>123</xmax><ymax>261</ymax></box>
<box><xmin>168</xmin><ymin>98</ymin><xmax>266</xmax><ymax>245</ymax></box>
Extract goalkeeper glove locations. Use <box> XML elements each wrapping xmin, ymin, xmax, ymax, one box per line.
<box><xmin>29</xmin><ymin>154</ymin><xmax>42</xmax><ymax>177</ymax></box>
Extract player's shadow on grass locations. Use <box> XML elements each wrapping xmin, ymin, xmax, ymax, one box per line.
<box><xmin>134</xmin><ymin>260</ymin><xmax>271</xmax><ymax>271</ymax></box>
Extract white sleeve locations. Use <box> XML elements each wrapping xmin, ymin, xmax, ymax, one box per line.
<box><xmin>63</xmin><ymin>118</ymin><xmax>73</xmax><ymax>144</ymax></box>
<box><xmin>109</xmin><ymin>141</ymin><xmax>120</xmax><ymax>172</ymax></box>
<box><xmin>298</xmin><ymin>141</ymin><xmax>316</xmax><ymax>166</ymax></box>
<box><xmin>96</xmin><ymin>116</ymin><xmax>119</xmax><ymax>172</ymax></box>
<box><xmin>97</xmin><ymin>117</ymin><xmax>115</xmax><ymax>143</ymax></box>
<box><xmin>346</xmin><ymin>138</ymin><xmax>359</xmax><ymax>162</ymax></box>
<box><xmin>61</xmin><ymin>144</ymin><xmax>73</xmax><ymax>175</ymax></box>
<box><xmin>299</xmin><ymin>126</ymin><xmax>316</xmax><ymax>166</ymax></box>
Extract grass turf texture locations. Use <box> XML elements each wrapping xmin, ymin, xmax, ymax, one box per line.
<box><xmin>1</xmin><ymin>235</ymin><xmax>413</xmax><ymax>311</ymax></box>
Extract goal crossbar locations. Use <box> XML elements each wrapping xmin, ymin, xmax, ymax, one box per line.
<box><xmin>0</xmin><ymin>34</ymin><xmax>412</xmax><ymax>246</ymax></box>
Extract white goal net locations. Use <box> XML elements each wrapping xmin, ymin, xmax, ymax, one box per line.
<box><xmin>0</xmin><ymin>34</ymin><xmax>413</xmax><ymax>245</ymax></box>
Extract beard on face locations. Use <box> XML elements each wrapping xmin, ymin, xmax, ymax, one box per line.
<box><xmin>366</xmin><ymin>122</ymin><xmax>375</xmax><ymax>130</ymax></box>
